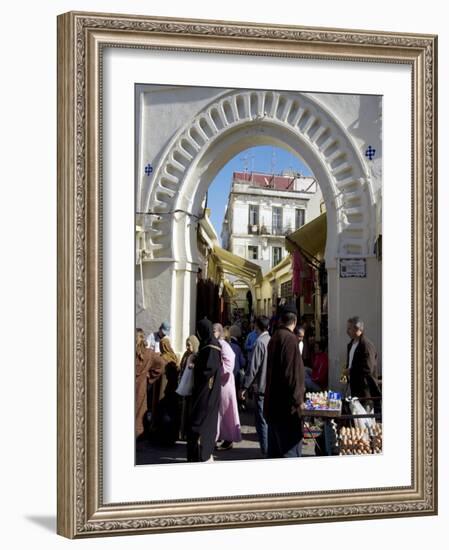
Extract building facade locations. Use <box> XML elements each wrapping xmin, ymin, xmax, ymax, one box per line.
<box><xmin>221</xmin><ymin>171</ymin><xmax>322</xmax><ymax>276</ymax></box>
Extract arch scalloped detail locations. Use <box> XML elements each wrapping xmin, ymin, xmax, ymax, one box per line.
<box><xmin>142</xmin><ymin>90</ymin><xmax>374</xmax><ymax>259</ymax></box>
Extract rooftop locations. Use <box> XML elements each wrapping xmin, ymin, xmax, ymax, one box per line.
<box><xmin>232</xmin><ymin>171</ymin><xmax>316</xmax><ymax>193</ymax></box>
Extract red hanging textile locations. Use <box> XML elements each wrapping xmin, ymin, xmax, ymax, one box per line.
<box><xmin>292</xmin><ymin>249</ymin><xmax>315</xmax><ymax>305</ymax></box>
<box><xmin>303</xmin><ymin>265</ymin><xmax>314</xmax><ymax>306</ymax></box>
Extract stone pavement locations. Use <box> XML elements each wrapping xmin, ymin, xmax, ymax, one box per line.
<box><xmin>136</xmin><ymin>401</ymin><xmax>264</xmax><ymax>465</ymax></box>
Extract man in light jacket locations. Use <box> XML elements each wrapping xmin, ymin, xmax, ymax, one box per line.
<box><xmin>342</xmin><ymin>316</ymin><xmax>381</xmax><ymax>412</ymax></box>
<box><xmin>240</xmin><ymin>315</ymin><xmax>271</xmax><ymax>457</ymax></box>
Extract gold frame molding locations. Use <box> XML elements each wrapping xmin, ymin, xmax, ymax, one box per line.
<box><xmin>57</xmin><ymin>11</ymin><xmax>438</xmax><ymax>538</ymax></box>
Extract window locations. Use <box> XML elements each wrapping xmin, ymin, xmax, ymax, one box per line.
<box><xmin>248</xmin><ymin>245</ymin><xmax>258</xmax><ymax>260</ymax></box>
<box><xmin>272</xmin><ymin>206</ymin><xmax>283</xmax><ymax>234</ymax></box>
<box><xmin>272</xmin><ymin>246</ymin><xmax>282</xmax><ymax>267</ymax></box>
<box><xmin>248</xmin><ymin>204</ymin><xmax>259</xmax><ymax>226</ymax></box>
<box><xmin>295</xmin><ymin>208</ymin><xmax>305</xmax><ymax>229</ymax></box>
<box><xmin>281</xmin><ymin>280</ymin><xmax>293</xmax><ymax>299</ymax></box>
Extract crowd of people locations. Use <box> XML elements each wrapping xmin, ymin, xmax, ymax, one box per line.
<box><xmin>136</xmin><ymin>308</ymin><xmax>381</xmax><ymax>463</ymax></box>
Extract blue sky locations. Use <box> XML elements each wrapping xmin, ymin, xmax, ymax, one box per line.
<box><xmin>207</xmin><ymin>145</ymin><xmax>313</xmax><ymax>241</ymax></box>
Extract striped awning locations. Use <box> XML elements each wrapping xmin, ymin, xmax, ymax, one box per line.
<box><xmin>285</xmin><ymin>212</ymin><xmax>327</xmax><ymax>261</ymax></box>
<box><xmin>212</xmin><ymin>245</ymin><xmax>262</xmax><ymax>284</ymax></box>
<box><xmin>223</xmin><ymin>279</ymin><xmax>237</xmax><ymax>297</ymax></box>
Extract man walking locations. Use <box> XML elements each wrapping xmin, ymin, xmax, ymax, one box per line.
<box><xmin>239</xmin><ymin>315</ymin><xmax>271</xmax><ymax>457</ymax></box>
<box><xmin>295</xmin><ymin>326</ymin><xmax>310</xmax><ymax>367</ymax></box>
<box><xmin>343</xmin><ymin>316</ymin><xmax>381</xmax><ymax>411</ymax></box>
<box><xmin>264</xmin><ymin>305</ymin><xmax>305</xmax><ymax>458</ymax></box>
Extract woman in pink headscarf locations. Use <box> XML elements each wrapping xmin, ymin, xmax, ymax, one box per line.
<box><xmin>213</xmin><ymin>323</ymin><xmax>242</xmax><ymax>450</ymax></box>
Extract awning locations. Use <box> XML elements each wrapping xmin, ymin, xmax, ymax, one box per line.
<box><xmin>285</xmin><ymin>212</ymin><xmax>327</xmax><ymax>261</ymax></box>
<box><xmin>223</xmin><ymin>279</ymin><xmax>237</xmax><ymax>297</ymax></box>
<box><xmin>212</xmin><ymin>245</ymin><xmax>263</xmax><ymax>284</ymax></box>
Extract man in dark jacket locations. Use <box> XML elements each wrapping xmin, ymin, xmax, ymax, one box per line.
<box><xmin>343</xmin><ymin>316</ymin><xmax>381</xmax><ymax>411</ymax></box>
<box><xmin>264</xmin><ymin>305</ymin><xmax>305</xmax><ymax>458</ymax></box>
<box><xmin>240</xmin><ymin>315</ymin><xmax>271</xmax><ymax>456</ymax></box>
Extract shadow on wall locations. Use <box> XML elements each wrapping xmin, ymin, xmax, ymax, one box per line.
<box><xmin>347</xmin><ymin>95</ymin><xmax>382</xmax><ymax>152</ymax></box>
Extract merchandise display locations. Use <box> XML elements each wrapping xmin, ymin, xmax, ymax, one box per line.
<box><xmin>336</xmin><ymin>423</ymin><xmax>383</xmax><ymax>455</ymax></box>
<box><xmin>304</xmin><ymin>391</ymin><xmax>342</xmax><ymax>412</ymax></box>
<box><xmin>302</xmin><ymin>421</ymin><xmax>323</xmax><ymax>456</ymax></box>
<box><xmin>301</xmin><ymin>393</ymin><xmax>382</xmax><ymax>456</ymax></box>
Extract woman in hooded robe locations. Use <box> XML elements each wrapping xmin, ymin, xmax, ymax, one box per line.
<box><xmin>186</xmin><ymin>319</ymin><xmax>222</xmax><ymax>462</ymax></box>
<box><xmin>159</xmin><ymin>337</ymin><xmax>179</xmax><ymax>394</ymax></box>
<box><xmin>213</xmin><ymin>323</ymin><xmax>242</xmax><ymax>450</ymax></box>
<box><xmin>135</xmin><ymin>328</ymin><xmax>166</xmax><ymax>440</ymax></box>
<box><xmin>152</xmin><ymin>336</ymin><xmax>180</xmax><ymax>444</ymax></box>
<box><xmin>177</xmin><ymin>335</ymin><xmax>200</xmax><ymax>440</ymax></box>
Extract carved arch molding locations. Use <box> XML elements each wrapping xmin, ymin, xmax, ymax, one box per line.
<box><xmin>141</xmin><ymin>89</ymin><xmax>376</xmax><ymax>261</ymax></box>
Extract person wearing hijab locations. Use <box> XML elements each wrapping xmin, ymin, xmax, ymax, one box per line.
<box><xmin>186</xmin><ymin>319</ymin><xmax>222</xmax><ymax>462</ymax></box>
<box><xmin>213</xmin><ymin>323</ymin><xmax>242</xmax><ymax>451</ymax></box>
<box><xmin>179</xmin><ymin>335</ymin><xmax>200</xmax><ymax>379</ymax></box>
<box><xmin>159</xmin><ymin>336</ymin><xmax>179</xmax><ymax>394</ymax></box>
<box><xmin>135</xmin><ymin>328</ymin><xmax>166</xmax><ymax>440</ymax></box>
<box><xmin>151</xmin><ymin>336</ymin><xmax>180</xmax><ymax>444</ymax></box>
<box><xmin>177</xmin><ymin>335</ymin><xmax>200</xmax><ymax>440</ymax></box>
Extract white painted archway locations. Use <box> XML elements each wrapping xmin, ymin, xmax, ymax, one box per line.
<box><xmin>138</xmin><ymin>89</ymin><xmax>380</xmax><ymax>387</ymax></box>
<box><xmin>143</xmin><ymin>90</ymin><xmax>375</xmax><ymax>262</ymax></box>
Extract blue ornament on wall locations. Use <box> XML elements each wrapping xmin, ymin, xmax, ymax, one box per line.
<box><xmin>365</xmin><ymin>146</ymin><xmax>376</xmax><ymax>160</ymax></box>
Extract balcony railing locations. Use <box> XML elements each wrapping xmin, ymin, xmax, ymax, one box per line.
<box><xmin>247</xmin><ymin>224</ymin><xmax>293</xmax><ymax>236</ymax></box>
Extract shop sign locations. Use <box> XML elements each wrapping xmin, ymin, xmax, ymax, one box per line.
<box><xmin>339</xmin><ymin>258</ymin><xmax>367</xmax><ymax>278</ymax></box>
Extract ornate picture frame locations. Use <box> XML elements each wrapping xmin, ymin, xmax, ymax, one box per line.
<box><xmin>57</xmin><ymin>11</ymin><xmax>437</xmax><ymax>538</ymax></box>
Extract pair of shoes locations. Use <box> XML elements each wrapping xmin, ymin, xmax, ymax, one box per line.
<box><xmin>217</xmin><ymin>441</ymin><xmax>233</xmax><ymax>451</ymax></box>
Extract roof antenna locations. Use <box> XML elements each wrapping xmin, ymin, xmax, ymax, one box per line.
<box><xmin>239</xmin><ymin>152</ymin><xmax>250</xmax><ymax>172</ymax></box>
<box><xmin>271</xmin><ymin>149</ymin><xmax>277</xmax><ymax>175</ymax></box>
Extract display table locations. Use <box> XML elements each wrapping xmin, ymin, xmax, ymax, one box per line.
<box><xmin>300</xmin><ymin>408</ymin><xmax>341</xmax><ymax>418</ymax></box>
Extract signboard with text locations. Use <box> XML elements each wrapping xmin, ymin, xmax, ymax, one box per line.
<box><xmin>339</xmin><ymin>258</ymin><xmax>367</xmax><ymax>278</ymax></box>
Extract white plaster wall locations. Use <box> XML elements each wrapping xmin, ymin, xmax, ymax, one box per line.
<box><xmin>229</xmin><ymin>234</ymin><xmax>277</xmax><ymax>273</ymax></box>
<box><xmin>232</xmin><ymin>199</ymin><xmax>248</xmax><ymax>234</ymax></box>
<box><xmin>305</xmin><ymin>191</ymin><xmax>324</xmax><ymax>222</ymax></box>
<box><xmin>327</xmin><ymin>257</ymin><xmax>382</xmax><ymax>390</ymax></box>
<box><xmin>309</xmin><ymin>93</ymin><xmax>382</xmax><ymax>195</ymax></box>
<box><xmin>136</xmin><ymin>261</ymin><xmax>174</xmax><ymax>338</ymax></box>
<box><xmin>259</xmin><ymin>203</ymin><xmax>270</xmax><ymax>228</ymax></box>
<box><xmin>136</xmin><ymin>85</ymin><xmax>224</xmax><ymax>210</ymax></box>
<box><xmin>174</xmin><ymin>263</ymin><xmax>199</xmax><ymax>351</ymax></box>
